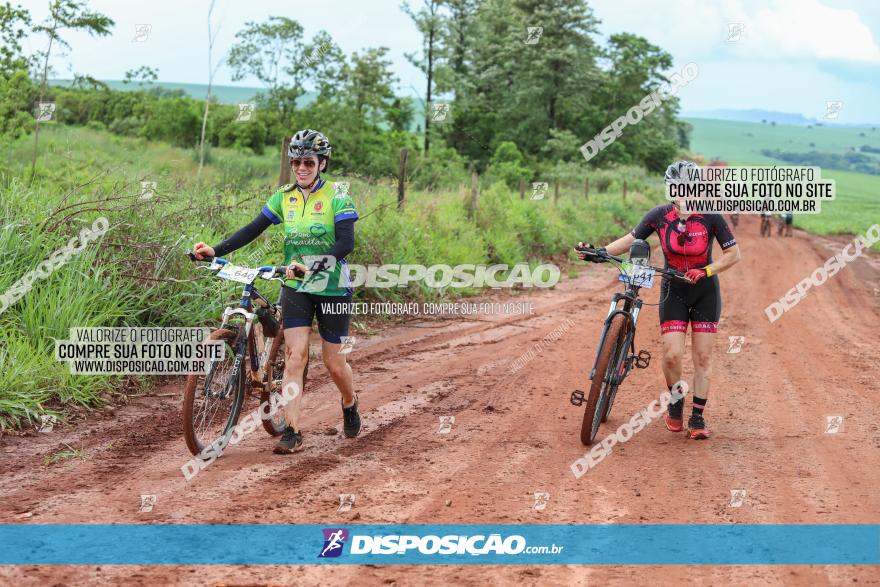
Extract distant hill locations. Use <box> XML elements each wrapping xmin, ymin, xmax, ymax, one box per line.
<box><xmin>50</xmin><ymin>79</ymin><xmax>268</xmax><ymax>105</ymax></box>
<box><xmin>682</xmin><ymin>109</ymin><xmax>817</xmax><ymax>126</ymax></box>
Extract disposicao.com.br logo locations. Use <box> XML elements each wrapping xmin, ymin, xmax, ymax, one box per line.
<box><xmin>318</xmin><ymin>528</ymin><xmax>563</xmax><ymax>558</ymax></box>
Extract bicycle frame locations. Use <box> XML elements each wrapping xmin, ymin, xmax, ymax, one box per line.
<box><xmin>206</xmin><ymin>258</ymin><xmax>284</xmax><ymax>394</ymax></box>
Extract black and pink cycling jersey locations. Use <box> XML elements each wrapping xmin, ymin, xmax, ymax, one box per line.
<box><xmin>630</xmin><ymin>204</ymin><xmax>737</xmax><ymax>334</ymax></box>
<box><xmin>630</xmin><ymin>204</ymin><xmax>736</xmax><ymax>272</ymax></box>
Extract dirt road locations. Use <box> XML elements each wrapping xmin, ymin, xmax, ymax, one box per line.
<box><xmin>2</xmin><ymin>215</ymin><xmax>879</xmax><ymax>585</ymax></box>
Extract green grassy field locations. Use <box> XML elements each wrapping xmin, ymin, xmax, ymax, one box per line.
<box><xmin>686</xmin><ymin>117</ymin><xmax>880</xmax><ymax>162</ymax></box>
<box><xmin>687</xmin><ymin>118</ymin><xmax>880</xmax><ymax>242</ymax></box>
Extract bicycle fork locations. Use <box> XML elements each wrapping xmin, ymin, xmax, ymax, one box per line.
<box><xmin>570</xmin><ymin>295</ymin><xmax>652</xmax><ymax>407</ymax></box>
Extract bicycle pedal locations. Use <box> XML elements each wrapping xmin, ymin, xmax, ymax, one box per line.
<box><xmin>570</xmin><ymin>390</ymin><xmax>585</xmax><ymax>407</ymax></box>
<box><xmin>635</xmin><ymin>350</ymin><xmax>651</xmax><ymax>369</ymax></box>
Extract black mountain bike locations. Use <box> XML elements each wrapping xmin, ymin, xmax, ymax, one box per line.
<box><xmin>571</xmin><ymin>240</ymin><xmax>691</xmax><ymax>445</ymax></box>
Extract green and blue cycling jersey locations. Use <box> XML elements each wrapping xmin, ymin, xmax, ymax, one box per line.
<box><xmin>261</xmin><ymin>179</ymin><xmax>358</xmax><ymax>296</ymax></box>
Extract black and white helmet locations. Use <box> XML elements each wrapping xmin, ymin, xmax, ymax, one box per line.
<box><xmin>664</xmin><ymin>160</ymin><xmax>699</xmax><ymax>184</ymax></box>
<box><xmin>288</xmin><ymin>129</ymin><xmax>332</xmax><ymax>160</ymax></box>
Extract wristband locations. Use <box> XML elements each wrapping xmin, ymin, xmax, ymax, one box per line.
<box><xmin>705</xmin><ymin>265</ymin><xmax>713</xmax><ymax>277</ymax></box>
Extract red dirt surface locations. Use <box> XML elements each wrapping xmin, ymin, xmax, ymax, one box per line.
<box><xmin>1</xmin><ymin>215</ymin><xmax>879</xmax><ymax>586</ymax></box>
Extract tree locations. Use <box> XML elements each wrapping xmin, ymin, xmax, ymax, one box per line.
<box><xmin>30</xmin><ymin>0</ymin><xmax>113</xmax><ymax>177</ymax></box>
<box><xmin>227</xmin><ymin>16</ymin><xmax>304</xmax><ymax>120</ymax></box>
<box><xmin>435</xmin><ymin>0</ymin><xmax>478</xmax><ymax>153</ymax></box>
<box><xmin>403</xmin><ymin>0</ymin><xmax>442</xmax><ymax>153</ymax></box>
<box><xmin>486</xmin><ymin>140</ymin><xmax>529</xmax><ymax>188</ymax></box>
<box><xmin>0</xmin><ymin>2</ymin><xmax>30</xmax><ymax>75</ymax></box>
<box><xmin>197</xmin><ymin>0</ymin><xmax>223</xmax><ymax>180</ymax></box>
<box><xmin>122</xmin><ymin>65</ymin><xmax>158</xmax><ymax>85</ymax></box>
<box><xmin>301</xmin><ymin>31</ymin><xmax>348</xmax><ymax>101</ymax></box>
<box><xmin>387</xmin><ymin>97</ymin><xmax>416</xmax><ymax>132</ymax></box>
<box><xmin>345</xmin><ymin>47</ymin><xmax>397</xmax><ymax>122</ymax></box>
<box><xmin>0</xmin><ymin>3</ymin><xmax>34</xmax><ymax>145</ymax></box>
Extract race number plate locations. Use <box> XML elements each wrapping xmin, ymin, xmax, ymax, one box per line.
<box><xmin>217</xmin><ymin>264</ymin><xmax>260</xmax><ymax>284</ymax></box>
<box><xmin>619</xmin><ymin>262</ymin><xmax>655</xmax><ymax>288</ymax></box>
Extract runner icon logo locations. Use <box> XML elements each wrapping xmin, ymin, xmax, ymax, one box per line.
<box><xmin>338</xmin><ymin>494</ymin><xmax>356</xmax><ymax>513</ymax></box>
<box><xmin>139</xmin><ymin>494</ymin><xmax>157</xmax><ymax>513</ymax></box>
<box><xmin>38</xmin><ymin>414</ymin><xmax>57</xmax><ymax>433</ymax></box>
<box><xmin>533</xmin><ymin>492</ymin><xmax>550</xmax><ymax>511</ymax></box>
<box><xmin>825</xmin><ymin>415</ymin><xmax>843</xmax><ymax>434</ymax></box>
<box><xmin>437</xmin><ymin>415</ymin><xmax>455</xmax><ymax>434</ymax></box>
<box><xmin>729</xmin><ymin>489</ymin><xmax>747</xmax><ymax>508</ymax></box>
<box><xmin>319</xmin><ymin>528</ymin><xmax>349</xmax><ymax>558</ymax></box>
<box><xmin>726</xmin><ymin>335</ymin><xmax>745</xmax><ymax>354</ymax></box>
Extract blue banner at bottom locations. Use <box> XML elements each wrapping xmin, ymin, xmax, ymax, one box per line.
<box><xmin>1</xmin><ymin>524</ymin><xmax>877</xmax><ymax>565</ymax></box>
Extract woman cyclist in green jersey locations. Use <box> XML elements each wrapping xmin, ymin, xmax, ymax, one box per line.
<box><xmin>192</xmin><ymin>129</ymin><xmax>361</xmax><ymax>454</ymax></box>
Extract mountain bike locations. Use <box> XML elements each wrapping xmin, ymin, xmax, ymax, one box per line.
<box><xmin>760</xmin><ymin>215</ymin><xmax>772</xmax><ymax>237</ymax></box>
<box><xmin>182</xmin><ymin>253</ymin><xmax>294</xmax><ymax>457</ymax></box>
<box><xmin>571</xmin><ymin>240</ymin><xmax>691</xmax><ymax>445</ymax></box>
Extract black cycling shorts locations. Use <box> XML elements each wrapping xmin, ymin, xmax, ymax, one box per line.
<box><xmin>659</xmin><ymin>276</ymin><xmax>721</xmax><ymax>334</ymax></box>
<box><xmin>281</xmin><ymin>287</ymin><xmax>351</xmax><ymax>343</ymax></box>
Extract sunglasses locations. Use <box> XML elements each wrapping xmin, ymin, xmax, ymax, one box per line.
<box><xmin>291</xmin><ymin>159</ymin><xmax>318</xmax><ymax>169</ymax></box>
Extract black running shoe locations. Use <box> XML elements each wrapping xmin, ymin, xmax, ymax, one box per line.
<box><xmin>342</xmin><ymin>395</ymin><xmax>361</xmax><ymax>438</ymax></box>
<box><xmin>665</xmin><ymin>396</ymin><xmax>684</xmax><ymax>432</ymax></box>
<box><xmin>273</xmin><ymin>427</ymin><xmax>304</xmax><ymax>453</ymax></box>
<box><xmin>687</xmin><ymin>413</ymin><xmax>710</xmax><ymax>440</ymax></box>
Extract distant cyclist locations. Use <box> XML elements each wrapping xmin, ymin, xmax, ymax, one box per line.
<box><xmin>782</xmin><ymin>212</ymin><xmax>793</xmax><ymax>236</ymax></box>
<box><xmin>575</xmin><ymin>160</ymin><xmax>742</xmax><ymax>439</ymax></box>
<box><xmin>192</xmin><ymin>129</ymin><xmax>361</xmax><ymax>454</ymax></box>
<box><xmin>760</xmin><ymin>211</ymin><xmax>773</xmax><ymax>237</ymax></box>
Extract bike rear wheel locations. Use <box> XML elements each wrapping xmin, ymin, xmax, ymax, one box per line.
<box><xmin>182</xmin><ymin>328</ymin><xmax>246</xmax><ymax>456</ymax></box>
<box><xmin>261</xmin><ymin>334</ymin><xmax>289</xmax><ymax>436</ymax></box>
<box><xmin>581</xmin><ymin>314</ymin><xmax>627</xmax><ymax>445</ymax></box>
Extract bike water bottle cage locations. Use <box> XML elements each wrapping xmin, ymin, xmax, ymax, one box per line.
<box><xmin>629</xmin><ymin>239</ymin><xmax>651</xmax><ymax>265</ymax></box>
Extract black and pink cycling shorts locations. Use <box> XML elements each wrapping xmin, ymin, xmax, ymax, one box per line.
<box><xmin>659</xmin><ymin>276</ymin><xmax>721</xmax><ymax>334</ymax></box>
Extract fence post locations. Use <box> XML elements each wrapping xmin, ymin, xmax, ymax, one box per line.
<box><xmin>279</xmin><ymin>136</ymin><xmax>291</xmax><ymax>186</ymax></box>
<box><xmin>398</xmin><ymin>148</ymin><xmax>408</xmax><ymax>209</ymax></box>
<box><xmin>554</xmin><ymin>182</ymin><xmax>560</xmax><ymax>202</ymax></box>
<box><xmin>623</xmin><ymin>180</ymin><xmax>627</xmax><ymax>200</ymax></box>
<box><xmin>468</xmin><ymin>169</ymin><xmax>479</xmax><ymax>219</ymax></box>
<box><xmin>519</xmin><ymin>178</ymin><xmax>526</xmax><ymax>199</ymax></box>
<box><xmin>584</xmin><ymin>177</ymin><xmax>589</xmax><ymax>200</ymax></box>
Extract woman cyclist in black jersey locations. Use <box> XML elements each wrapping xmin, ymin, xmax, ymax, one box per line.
<box><xmin>575</xmin><ymin>160</ymin><xmax>742</xmax><ymax>439</ymax></box>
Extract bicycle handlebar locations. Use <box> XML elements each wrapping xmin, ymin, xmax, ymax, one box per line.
<box><xmin>574</xmin><ymin>245</ymin><xmax>691</xmax><ymax>283</ymax></box>
<box><xmin>186</xmin><ymin>252</ymin><xmax>294</xmax><ymax>278</ymax></box>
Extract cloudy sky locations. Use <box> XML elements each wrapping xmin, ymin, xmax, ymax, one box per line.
<box><xmin>18</xmin><ymin>0</ymin><xmax>880</xmax><ymax>123</ymax></box>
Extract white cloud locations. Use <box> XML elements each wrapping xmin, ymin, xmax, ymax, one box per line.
<box><xmin>734</xmin><ymin>0</ymin><xmax>880</xmax><ymax>62</ymax></box>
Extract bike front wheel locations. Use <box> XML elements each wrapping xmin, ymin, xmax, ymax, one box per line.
<box><xmin>581</xmin><ymin>314</ymin><xmax>627</xmax><ymax>445</ymax></box>
<box><xmin>182</xmin><ymin>328</ymin><xmax>246</xmax><ymax>456</ymax></box>
<box><xmin>601</xmin><ymin>320</ymin><xmax>631</xmax><ymax>423</ymax></box>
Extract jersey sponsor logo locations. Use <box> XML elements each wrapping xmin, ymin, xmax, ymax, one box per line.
<box><xmin>287</xmin><ymin>209</ymin><xmax>296</xmax><ymax>221</ymax></box>
<box><xmin>289</xmin><ymin>196</ymin><xmax>297</xmax><ymax>203</ymax></box>
<box><xmin>309</xmin><ymin>223</ymin><xmax>327</xmax><ymax>237</ymax></box>
<box><xmin>314</xmin><ymin>201</ymin><xmax>323</xmax><ymax>212</ymax></box>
